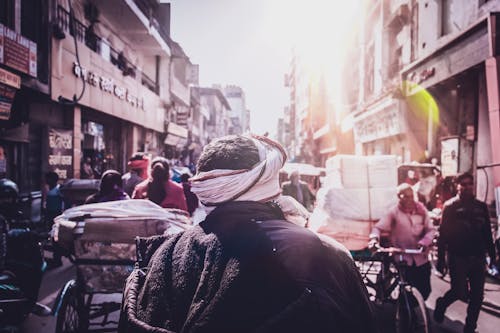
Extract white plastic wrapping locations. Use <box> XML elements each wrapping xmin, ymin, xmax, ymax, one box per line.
<box><xmin>325</xmin><ymin>155</ymin><xmax>369</xmax><ymax>188</ymax></box>
<box><xmin>321</xmin><ymin>187</ymin><xmax>371</xmax><ymax>221</ymax></box>
<box><xmin>367</xmin><ymin>155</ymin><xmax>398</xmax><ymax>188</ymax></box>
<box><xmin>325</xmin><ymin>154</ymin><xmax>398</xmax><ymax>189</ymax></box>
<box><xmin>52</xmin><ymin>200</ymin><xmax>192</xmax><ymax>292</ymax></box>
<box><xmin>369</xmin><ymin>187</ymin><xmax>398</xmax><ymax>221</ymax></box>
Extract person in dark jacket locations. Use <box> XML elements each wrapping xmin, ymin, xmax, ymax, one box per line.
<box><xmin>434</xmin><ymin>172</ymin><xmax>496</xmax><ymax>333</ymax></box>
<box><xmin>119</xmin><ymin>134</ymin><xmax>375</xmax><ymax>333</ymax></box>
<box><xmin>85</xmin><ymin>170</ymin><xmax>129</xmax><ymax>204</ymax></box>
<box><xmin>281</xmin><ymin>170</ymin><xmax>315</xmax><ymax>211</ymax></box>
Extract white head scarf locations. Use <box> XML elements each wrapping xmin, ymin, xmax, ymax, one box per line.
<box><xmin>190</xmin><ymin>134</ymin><xmax>286</xmax><ymax>205</ymax></box>
<box><xmin>190</xmin><ymin>134</ymin><xmax>310</xmax><ymax>226</ymax></box>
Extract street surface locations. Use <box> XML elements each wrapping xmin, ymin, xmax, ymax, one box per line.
<box><xmin>21</xmin><ymin>258</ymin><xmax>500</xmax><ymax>332</ymax></box>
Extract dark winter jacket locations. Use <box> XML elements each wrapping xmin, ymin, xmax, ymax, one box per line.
<box><xmin>439</xmin><ymin>195</ymin><xmax>495</xmax><ymax>259</ymax></box>
<box><xmin>119</xmin><ymin>201</ymin><xmax>375</xmax><ymax>333</ymax></box>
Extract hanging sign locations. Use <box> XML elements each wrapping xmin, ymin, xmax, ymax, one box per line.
<box><xmin>0</xmin><ymin>23</ymin><xmax>37</xmax><ymax>77</ymax></box>
<box><xmin>48</xmin><ymin>128</ymin><xmax>74</xmax><ymax>180</ymax></box>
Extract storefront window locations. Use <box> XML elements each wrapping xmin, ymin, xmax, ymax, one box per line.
<box><xmin>82</xmin><ymin>121</ymin><xmax>106</xmax><ymax>179</ymax></box>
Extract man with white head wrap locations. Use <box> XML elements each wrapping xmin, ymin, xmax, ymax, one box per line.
<box><xmin>119</xmin><ymin>135</ymin><xmax>375</xmax><ymax>333</ymax></box>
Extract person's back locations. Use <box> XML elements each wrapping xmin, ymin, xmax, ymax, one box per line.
<box><xmin>132</xmin><ymin>157</ymin><xmax>187</xmax><ymax>211</ymax></box>
<box><xmin>120</xmin><ymin>135</ymin><xmax>374</xmax><ymax>332</ymax></box>
<box><xmin>122</xmin><ymin>171</ymin><xmax>142</xmax><ymax>197</ymax></box>
<box><xmin>85</xmin><ymin>170</ymin><xmax>129</xmax><ymax>204</ymax></box>
<box><xmin>45</xmin><ymin>172</ymin><xmax>63</xmax><ymax>220</ymax></box>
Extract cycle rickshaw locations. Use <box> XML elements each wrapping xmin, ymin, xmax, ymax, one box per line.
<box><xmin>51</xmin><ymin>199</ymin><xmax>191</xmax><ymax>333</ymax></box>
<box><xmin>353</xmin><ymin>245</ymin><xmax>430</xmax><ymax>333</ymax></box>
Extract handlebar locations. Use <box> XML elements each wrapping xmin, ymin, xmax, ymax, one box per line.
<box><xmin>372</xmin><ymin>243</ymin><xmax>424</xmax><ymax>255</ymax></box>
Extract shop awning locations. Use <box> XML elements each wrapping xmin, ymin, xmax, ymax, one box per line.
<box><xmin>0</xmin><ymin>123</ymin><xmax>29</xmax><ymax>142</ymax></box>
<box><xmin>164</xmin><ymin>122</ymin><xmax>188</xmax><ymax>147</ymax></box>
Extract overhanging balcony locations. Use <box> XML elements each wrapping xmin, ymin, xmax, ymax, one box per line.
<box><xmin>97</xmin><ymin>0</ymin><xmax>170</xmax><ymax>56</ymax></box>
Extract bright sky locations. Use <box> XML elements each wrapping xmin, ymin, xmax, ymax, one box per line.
<box><xmin>169</xmin><ymin>0</ymin><xmax>361</xmax><ymax>137</ymax></box>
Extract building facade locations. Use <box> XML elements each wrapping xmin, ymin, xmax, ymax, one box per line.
<box><xmin>192</xmin><ymin>86</ymin><xmax>231</xmax><ymax>144</ymax></box>
<box><xmin>0</xmin><ymin>0</ymin><xmax>208</xmax><ymax>195</ymax></box>
<box><xmin>1</xmin><ymin>0</ymin><xmax>52</xmax><ymax>192</ymax></box>
<box><xmin>222</xmin><ymin>85</ymin><xmax>250</xmax><ymax>135</ymax></box>
<box><xmin>338</xmin><ymin>0</ymin><xmax>500</xmax><ymax>208</ymax></box>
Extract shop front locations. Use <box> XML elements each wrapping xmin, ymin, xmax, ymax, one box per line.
<box><xmin>401</xmin><ymin>13</ymin><xmax>498</xmax><ymax>206</ymax></box>
<box><xmin>0</xmin><ymin>67</ymin><xmax>22</xmax><ymax>180</ymax></box>
<box><xmin>51</xmin><ymin>31</ymin><xmax>166</xmax><ymax>178</ymax></box>
<box><xmin>0</xmin><ymin>24</ymin><xmax>50</xmax><ymax>192</ymax></box>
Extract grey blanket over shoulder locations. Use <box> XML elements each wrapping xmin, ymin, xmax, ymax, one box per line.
<box><xmin>119</xmin><ymin>201</ymin><xmax>375</xmax><ymax>333</ymax></box>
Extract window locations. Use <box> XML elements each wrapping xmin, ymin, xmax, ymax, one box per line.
<box><xmin>441</xmin><ymin>0</ymin><xmax>460</xmax><ymax>36</ymax></box>
<box><xmin>0</xmin><ymin>0</ymin><xmax>15</xmax><ymax>29</ymax></box>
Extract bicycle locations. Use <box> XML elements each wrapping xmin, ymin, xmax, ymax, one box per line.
<box><xmin>354</xmin><ymin>245</ymin><xmax>430</xmax><ymax>333</ymax></box>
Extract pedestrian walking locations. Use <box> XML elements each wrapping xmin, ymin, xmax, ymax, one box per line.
<box><xmin>281</xmin><ymin>170</ymin><xmax>315</xmax><ymax>211</ymax></box>
<box><xmin>132</xmin><ymin>157</ymin><xmax>188</xmax><ymax>211</ymax></box>
<box><xmin>119</xmin><ymin>134</ymin><xmax>375</xmax><ymax>333</ymax></box>
<box><xmin>43</xmin><ymin>171</ymin><xmax>64</xmax><ymax>267</ymax></box>
<box><xmin>434</xmin><ymin>172</ymin><xmax>497</xmax><ymax>333</ymax></box>
<box><xmin>122</xmin><ymin>152</ymin><xmax>149</xmax><ymax>196</ymax></box>
<box><xmin>369</xmin><ymin>183</ymin><xmax>435</xmax><ymax>300</ymax></box>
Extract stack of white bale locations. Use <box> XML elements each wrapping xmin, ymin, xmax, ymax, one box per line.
<box><xmin>309</xmin><ymin>155</ymin><xmax>398</xmax><ymax>250</ymax></box>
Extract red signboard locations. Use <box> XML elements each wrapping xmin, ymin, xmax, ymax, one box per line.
<box><xmin>0</xmin><ymin>67</ymin><xmax>21</xmax><ymax>88</ymax></box>
<box><xmin>0</xmin><ymin>23</ymin><xmax>37</xmax><ymax>77</ymax></box>
<box><xmin>0</xmin><ymin>83</ymin><xmax>17</xmax><ymax>120</ymax></box>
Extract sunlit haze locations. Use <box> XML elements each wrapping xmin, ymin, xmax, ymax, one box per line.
<box><xmin>170</xmin><ymin>0</ymin><xmax>361</xmax><ymax>137</ymax></box>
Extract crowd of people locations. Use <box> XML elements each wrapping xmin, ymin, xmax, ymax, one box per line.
<box><xmin>46</xmin><ymin>152</ymin><xmax>200</xmax><ymax>215</ymax></box>
<box><xmin>37</xmin><ymin>135</ymin><xmax>498</xmax><ymax>333</ymax></box>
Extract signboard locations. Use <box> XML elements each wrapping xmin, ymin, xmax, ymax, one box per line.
<box><xmin>0</xmin><ymin>23</ymin><xmax>37</xmax><ymax>77</ymax></box>
<box><xmin>48</xmin><ymin>128</ymin><xmax>73</xmax><ymax>180</ymax></box>
<box><xmin>441</xmin><ymin>136</ymin><xmax>474</xmax><ymax>177</ymax></box>
<box><xmin>0</xmin><ymin>83</ymin><xmax>17</xmax><ymax>120</ymax></box>
<box><xmin>167</xmin><ymin>122</ymin><xmax>188</xmax><ymax>138</ymax></box>
<box><xmin>0</xmin><ymin>68</ymin><xmax>20</xmax><ymax>120</ymax></box>
<box><xmin>0</xmin><ymin>67</ymin><xmax>21</xmax><ymax>88</ymax></box>
<box><xmin>73</xmin><ymin>62</ymin><xmax>144</xmax><ymax>109</ymax></box>
<box><xmin>353</xmin><ymin>102</ymin><xmax>404</xmax><ymax>143</ymax></box>
<box><xmin>441</xmin><ymin>137</ymin><xmax>459</xmax><ymax>177</ymax></box>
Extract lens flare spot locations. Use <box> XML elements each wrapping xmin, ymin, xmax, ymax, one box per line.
<box><xmin>404</xmin><ymin>81</ymin><xmax>440</xmax><ymax>125</ymax></box>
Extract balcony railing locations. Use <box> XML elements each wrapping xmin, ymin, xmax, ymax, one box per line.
<box><xmin>141</xmin><ymin>73</ymin><xmax>157</xmax><ymax>94</ymax></box>
<box><xmin>133</xmin><ymin>0</ymin><xmax>170</xmax><ymax>44</ymax></box>
<box><xmin>56</xmin><ymin>5</ymin><xmax>160</xmax><ymax>94</ymax></box>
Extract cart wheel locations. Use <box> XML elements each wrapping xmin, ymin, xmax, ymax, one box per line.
<box><xmin>55</xmin><ymin>281</ymin><xmax>87</xmax><ymax>333</ymax></box>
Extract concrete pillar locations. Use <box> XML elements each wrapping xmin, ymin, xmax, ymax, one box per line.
<box><xmin>484</xmin><ymin>57</ymin><xmax>500</xmax><ymax>188</ymax></box>
<box><xmin>73</xmin><ymin>105</ymin><xmax>82</xmax><ymax>178</ymax></box>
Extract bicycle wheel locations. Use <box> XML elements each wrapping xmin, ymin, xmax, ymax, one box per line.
<box><xmin>395</xmin><ymin>285</ymin><xmax>429</xmax><ymax>333</ymax></box>
<box><xmin>55</xmin><ymin>280</ymin><xmax>88</xmax><ymax>333</ymax></box>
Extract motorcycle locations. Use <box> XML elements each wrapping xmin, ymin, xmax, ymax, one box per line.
<box><xmin>0</xmin><ymin>179</ymin><xmax>50</xmax><ymax>330</ymax></box>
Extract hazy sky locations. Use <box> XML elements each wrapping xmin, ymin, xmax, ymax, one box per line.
<box><xmin>170</xmin><ymin>0</ymin><xmax>292</xmax><ymax>136</ymax></box>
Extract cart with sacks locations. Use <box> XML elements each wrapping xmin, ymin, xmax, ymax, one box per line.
<box><xmin>51</xmin><ymin>199</ymin><xmax>191</xmax><ymax>333</ymax></box>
